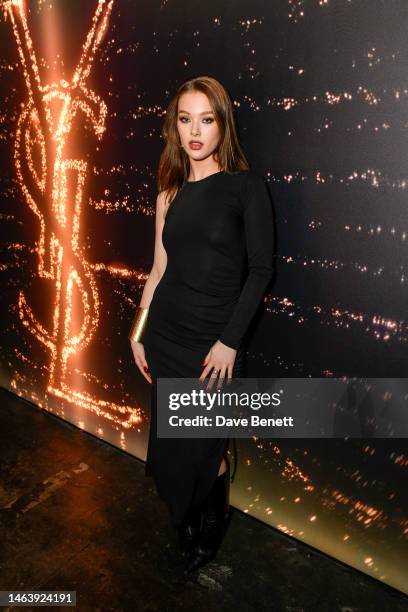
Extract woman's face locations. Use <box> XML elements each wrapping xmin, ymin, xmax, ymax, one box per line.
<box><xmin>177</xmin><ymin>90</ymin><xmax>221</xmax><ymax>163</ymax></box>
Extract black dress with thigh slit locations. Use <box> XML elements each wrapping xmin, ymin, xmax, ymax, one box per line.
<box><xmin>143</xmin><ymin>169</ymin><xmax>274</xmax><ymax>527</ymax></box>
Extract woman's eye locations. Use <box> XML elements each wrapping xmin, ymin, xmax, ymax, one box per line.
<box><xmin>178</xmin><ymin>117</ymin><xmax>214</xmax><ymax>123</ymax></box>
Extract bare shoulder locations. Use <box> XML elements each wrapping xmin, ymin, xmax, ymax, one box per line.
<box><xmin>155</xmin><ymin>189</ymin><xmax>169</xmax><ymax>221</ymax></box>
<box><xmin>156</xmin><ymin>189</ymin><xmax>168</xmax><ymax>207</ymax></box>
<box><xmin>157</xmin><ymin>187</ymin><xmax>179</xmax><ymax>219</ymax></box>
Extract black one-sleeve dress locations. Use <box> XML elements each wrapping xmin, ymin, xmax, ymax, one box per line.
<box><xmin>143</xmin><ymin>169</ymin><xmax>274</xmax><ymax>528</ymax></box>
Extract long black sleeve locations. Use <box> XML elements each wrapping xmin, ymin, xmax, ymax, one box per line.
<box><xmin>218</xmin><ymin>172</ymin><xmax>274</xmax><ymax>350</ymax></box>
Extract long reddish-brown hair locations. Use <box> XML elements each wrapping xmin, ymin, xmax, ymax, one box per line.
<box><xmin>157</xmin><ymin>75</ymin><xmax>250</xmax><ymax>205</ymax></box>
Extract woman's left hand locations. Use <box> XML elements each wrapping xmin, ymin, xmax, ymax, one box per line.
<box><xmin>199</xmin><ymin>340</ymin><xmax>237</xmax><ymax>390</ymax></box>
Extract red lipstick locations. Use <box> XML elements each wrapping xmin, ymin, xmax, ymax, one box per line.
<box><xmin>189</xmin><ymin>140</ymin><xmax>203</xmax><ymax>150</ymax></box>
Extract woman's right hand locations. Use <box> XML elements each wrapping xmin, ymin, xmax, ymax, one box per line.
<box><xmin>130</xmin><ymin>340</ymin><xmax>152</xmax><ymax>384</ymax></box>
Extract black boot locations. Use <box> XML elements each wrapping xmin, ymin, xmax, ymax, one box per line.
<box><xmin>177</xmin><ymin>503</ymin><xmax>203</xmax><ymax>556</ymax></box>
<box><xmin>183</xmin><ymin>462</ymin><xmax>230</xmax><ymax>575</ymax></box>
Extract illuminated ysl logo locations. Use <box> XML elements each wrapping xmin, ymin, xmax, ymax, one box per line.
<box><xmin>4</xmin><ymin>1</ymin><xmax>140</xmax><ymax>427</ymax></box>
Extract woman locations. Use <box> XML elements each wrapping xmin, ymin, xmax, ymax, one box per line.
<box><xmin>129</xmin><ymin>75</ymin><xmax>274</xmax><ymax>575</ymax></box>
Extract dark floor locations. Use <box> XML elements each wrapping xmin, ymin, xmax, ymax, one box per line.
<box><xmin>0</xmin><ymin>388</ymin><xmax>407</xmax><ymax>612</ymax></box>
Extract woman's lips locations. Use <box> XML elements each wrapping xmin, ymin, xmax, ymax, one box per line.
<box><xmin>189</xmin><ymin>141</ymin><xmax>203</xmax><ymax>150</ymax></box>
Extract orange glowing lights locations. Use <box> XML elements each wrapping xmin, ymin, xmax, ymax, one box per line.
<box><xmin>4</xmin><ymin>0</ymin><xmax>142</xmax><ymax>429</ymax></box>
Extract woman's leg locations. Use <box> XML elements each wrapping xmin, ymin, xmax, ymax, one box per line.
<box><xmin>217</xmin><ymin>457</ymin><xmax>227</xmax><ymax>475</ymax></box>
